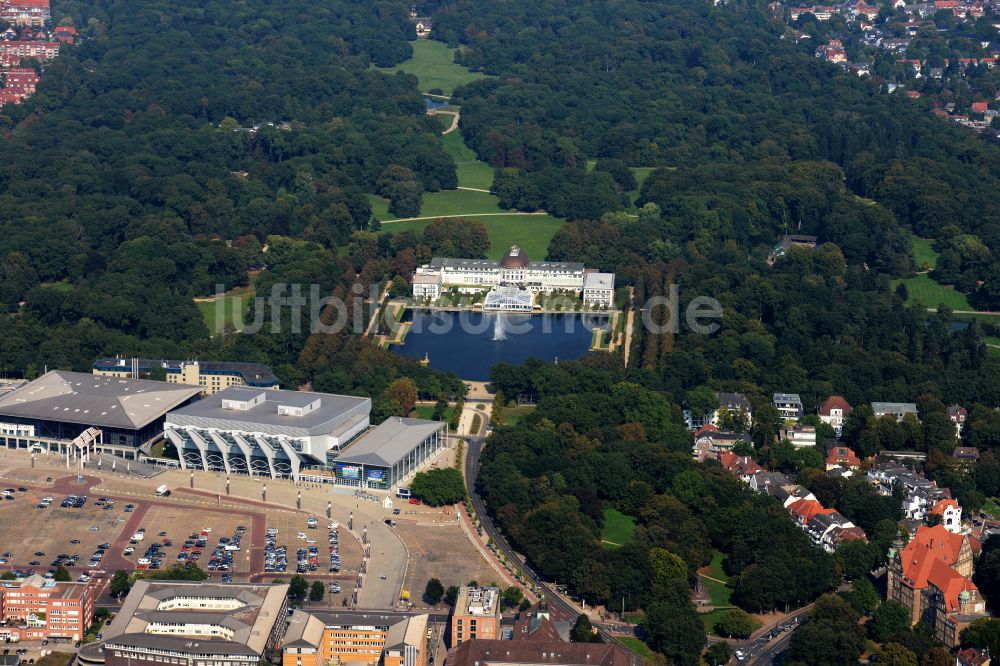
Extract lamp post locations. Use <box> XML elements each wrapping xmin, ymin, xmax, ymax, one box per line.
<box><xmin>327</xmin><ymin>501</ymin><xmax>331</xmax><ymax>519</ymax></box>
<box><xmin>190</xmin><ymin>470</ymin><xmax>194</xmax><ymax>489</ymax></box>
<box><xmin>262</xmin><ymin>483</ymin><xmax>267</xmax><ymax>503</ymax></box>
<box><xmin>297</xmin><ymin>491</ymin><xmax>301</xmax><ymax>510</ymax></box>
<box><xmin>226</xmin><ymin>477</ymin><xmax>230</xmax><ymax>496</ymax></box>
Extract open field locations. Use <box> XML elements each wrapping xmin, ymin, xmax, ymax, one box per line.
<box><xmin>381</xmin><ymin>212</ymin><xmax>563</xmax><ymax>261</ymax></box>
<box><xmin>501</xmin><ymin>405</ymin><xmax>535</xmax><ymax>426</ymax></box>
<box><xmin>698</xmin><ymin>574</ymin><xmax>733</xmax><ymax>607</ymax></box>
<box><xmin>983</xmin><ymin>498</ymin><xmax>1000</xmax><ymax>519</ymax></box>
<box><xmin>457</xmin><ymin>162</ymin><xmax>495</xmax><ymax>190</ymax></box>
<box><xmin>601</xmin><ymin>508</ymin><xmax>636</xmax><ymax>547</ymax></box>
<box><xmin>441</xmin><ymin>130</ymin><xmax>477</xmax><ymax>162</ymax></box>
<box><xmin>892</xmin><ymin>273</ymin><xmax>972</xmax><ymax>310</ymax></box>
<box><xmin>413</xmin><ymin>404</ymin><xmax>457</xmax><ymax>422</ymax></box>
<box><xmin>195</xmin><ymin>275</ymin><xmax>259</xmax><ymax>334</ymax></box>
<box><xmin>394</xmin><ymin>513</ymin><xmax>506</xmax><ymax>607</ymax></box>
<box><xmin>911</xmin><ymin>236</ymin><xmax>938</xmax><ymax>270</ymax></box>
<box><xmin>375</xmin><ymin>40</ymin><xmax>490</xmax><ymax>95</ymax></box>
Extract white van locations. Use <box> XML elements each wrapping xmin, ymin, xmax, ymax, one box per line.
<box><xmin>131</xmin><ymin>532</ymin><xmax>145</xmax><ymax>541</ymax></box>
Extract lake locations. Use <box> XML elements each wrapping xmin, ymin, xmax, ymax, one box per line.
<box><xmin>390</xmin><ymin>310</ymin><xmax>609</xmax><ymax>380</ymax></box>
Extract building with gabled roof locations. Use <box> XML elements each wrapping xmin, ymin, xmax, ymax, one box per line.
<box><xmin>281</xmin><ymin>610</ymin><xmax>428</xmax><ymax>666</ymax></box>
<box><xmin>929</xmin><ymin>498</ymin><xmax>962</xmax><ymax>534</ymax></box>
<box><xmin>333</xmin><ymin>417</ymin><xmax>447</xmax><ymax>490</ymax></box>
<box><xmin>818</xmin><ymin>395</ymin><xmax>852</xmax><ymax>436</ymax></box>
<box><xmin>825</xmin><ymin>445</ymin><xmax>861</xmax><ymax>471</ymax></box>
<box><xmin>887</xmin><ymin>525</ymin><xmax>987</xmax><ymax>647</ymax></box>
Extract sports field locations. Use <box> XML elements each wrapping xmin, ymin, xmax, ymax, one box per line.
<box><xmin>376</xmin><ymin>40</ymin><xmax>491</xmax><ymax>95</ymax></box>
<box><xmin>196</xmin><ymin>283</ymin><xmax>255</xmax><ymax>334</ymax></box>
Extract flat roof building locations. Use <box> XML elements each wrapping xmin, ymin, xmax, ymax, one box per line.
<box><xmin>451</xmin><ymin>586</ymin><xmax>501</xmax><ymax>647</ymax></box>
<box><xmin>94</xmin><ymin>358</ymin><xmax>279</xmax><ymax>396</ymax></box>
<box><xmin>0</xmin><ymin>370</ymin><xmax>201</xmax><ymax>455</ymax></box>
<box><xmin>447</xmin><ymin>640</ymin><xmax>639</xmax><ymax>666</ymax></box>
<box><xmin>77</xmin><ymin>581</ymin><xmax>289</xmax><ymax>666</ymax></box>
<box><xmin>165</xmin><ymin>386</ymin><xmax>371</xmax><ymax>480</ymax></box>
<box><xmin>872</xmin><ymin>402</ymin><xmax>919</xmax><ymax>421</ymax></box>
<box><xmin>332</xmin><ymin>417</ymin><xmax>446</xmax><ymax>490</ymax></box>
<box><xmin>282</xmin><ymin>610</ymin><xmax>428</xmax><ymax>666</ymax></box>
<box><xmin>0</xmin><ymin>573</ymin><xmax>94</xmax><ymax>642</ymax></box>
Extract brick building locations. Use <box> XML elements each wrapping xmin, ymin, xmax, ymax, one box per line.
<box><xmin>281</xmin><ymin>611</ymin><xmax>428</xmax><ymax>666</ymax></box>
<box><xmin>886</xmin><ymin>525</ymin><xmax>987</xmax><ymax>647</ymax></box>
<box><xmin>450</xmin><ymin>587</ymin><xmax>502</xmax><ymax>646</ymax></box>
<box><xmin>0</xmin><ymin>574</ymin><xmax>94</xmax><ymax>642</ymax></box>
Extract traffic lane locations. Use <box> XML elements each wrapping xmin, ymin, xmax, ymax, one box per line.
<box><xmin>743</xmin><ymin>617</ymin><xmax>803</xmax><ymax>665</ymax></box>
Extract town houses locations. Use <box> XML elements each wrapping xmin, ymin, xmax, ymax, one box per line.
<box><xmin>0</xmin><ymin>0</ymin><xmax>66</xmax><ymax>107</ymax></box>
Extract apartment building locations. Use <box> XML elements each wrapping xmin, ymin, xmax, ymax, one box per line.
<box><xmin>282</xmin><ymin>611</ymin><xmax>428</xmax><ymax>666</ymax></box>
<box><xmin>0</xmin><ymin>574</ymin><xmax>93</xmax><ymax>641</ymax></box>
<box><xmin>451</xmin><ymin>587</ymin><xmax>502</xmax><ymax>646</ymax></box>
<box><xmin>94</xmin><ymin>358</ymin><xmax>279</xmax><ymax>396</ymax></box>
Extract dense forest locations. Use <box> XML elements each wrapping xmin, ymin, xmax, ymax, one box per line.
<box><xmin>0</xmin><ymin>0</ymin><xmax>470</xmax><ymax>401</ymax></box>
<box><xmin>432</xmin><ymin>0</ymin><xmax>1000</xmax><ymax>298</ymax></box>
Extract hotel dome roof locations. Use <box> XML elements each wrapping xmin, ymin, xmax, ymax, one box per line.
<box><xmin>500</xmin><ymin>245</ymin><xmax>529</xmax><ymax>269</ymax></box>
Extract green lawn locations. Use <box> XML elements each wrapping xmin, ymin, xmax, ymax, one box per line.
<box><xmin>381</xmin><ymin>212</ymin><xmax>563</xmax><ymax>260</ymax></box>
<box><xmin>457</xmin><ymin>161</ymin><xmax>495</xmax><ymax>190</ymax></box>
<box><xmin>983</xmin><ymin>498</ymin><xmax>1000</xmax><ymax>519</ymax></box>
<box><xmin>698</xmin><ymin>574</ymin><xmax>733</xmax><ymax>607</ymax></box>
<box><xmin>705</xmin><ymin>550</ymin><xmax>730</xmax><ymax>583</ymax></box>
<box><xmin>412</xmin><ymin>404</ymin><xmax>457</xmax><ymax>422</ymax></box>
<box><xmin>911</xmin><ymin>236</ymin><xmax>938</xmax><ymax>271</ymax></box>
<box><xmin>699</xmin><ymin>608</ymin><xmax>762</xmax><ymax>635</ymax></box>
<box><xmin>501</xmin><ymin>405</ymin><xmax>535</xmax><ymax>426</ymax></box>
<box><xmin>196</xmin><ymin>286</ymin><xmax>255</xmax><ymax>334</ymax></box>
<box><xmin>616</xmin><ymin>637</ymin><xmax>655</xmax><ymax>660</ymax></box>
<box><xmin>892</xmin><ymin>273</ymin><xmax>972</xmax><ymax>311</ymax></box>
<box><xmin>441</xmin><ymin>130</ymin><xmax>478</xmax><ymax>162</ymax></box>
<box><xmin>375</xmin><ymin>40</ymin><xmax>491</xmax><ymax>95</ymax></box>
<box><xmin>38</xmin><ymin>280</ymin><xmax>74</xmax><ymax>293</ymax></box>
<box><xmin>601</xmin><ymin>508</ymin><xmax>637</xmax><ymax>547</ymax></box>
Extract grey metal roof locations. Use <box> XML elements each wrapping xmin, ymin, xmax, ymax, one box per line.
<box><xmin>583</xmin><ymin>272</ymin><xmax>614</xmax><ymax>290</ymax></box>
<box><xmin>871</xmin><ymin>401</ymin><xmax>918</xmax><ymax>413</ymax></box>
<box><xmin>0</xmin><ymin>370</ymin><xmax>202</xmax><ymax>430</ymax></box>
<box><xmin>106</xmin><ymin>633</ymin><xmax>258</xmax><ymax>656</ymax></box>
<box><xmin>166</xmin><ymin>386</ymin><xmax>370</xmax><ymax>438</ymax></box>
<box><xmin>335</xmin><ymin>417</ymin><xmax>445</xmax><ymax>467</ymax></box>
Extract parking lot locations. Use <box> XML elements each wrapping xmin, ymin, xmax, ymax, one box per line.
<box><xmin>117</xmin><ymin>505</ymin><xmax>254</xmax><ymax>580</ymax></box>
<box><xmin>0</xmin><ymin>483</ymin><xmax>127</xmax><ymax>575</ymax></box>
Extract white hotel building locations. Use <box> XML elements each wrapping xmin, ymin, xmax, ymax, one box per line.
<box><xmin>412</xmin><ymin>245</ymin><xmax>615</xmax><ymax>307</ymax></box>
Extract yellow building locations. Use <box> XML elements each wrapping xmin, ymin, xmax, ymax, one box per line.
<box><xmin>283</xmin><ymin>611</ymin><xmax>428</xmax><ymax>666</ymax></box>
<box><xmin>93</xmin><ymin>357</ymin><xmax>279</xmax><ymax>396</ymax></box>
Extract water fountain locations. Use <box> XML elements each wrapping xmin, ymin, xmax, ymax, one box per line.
<box><xmin>492</xmin><ymin>314</ymin><xmax>507</xmax><ymax>341</ymax></box>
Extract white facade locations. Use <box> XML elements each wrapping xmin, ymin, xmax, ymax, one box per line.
<box><xmin>412</xmin><ymin>245</ymin><xmax>614</xmax><ymax>303</ymax></box>
<box><xmin>164</xmin><ymin>387</ymin><xmax>371</xmax><ymax>480</ymax></box>
<box><xmin>582</xmin><ymin>272</ymin><xmax>615</xmax><ymax>307</ymax></box>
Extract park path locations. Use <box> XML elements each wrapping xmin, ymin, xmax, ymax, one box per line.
<box><xmin>457</xmin><ymin>186</ymin><xmax>490</xmax><ymax>193</ymax></box>
<box><xmin>436</xmin><ymin>110</ymin><xmax>459</xmax><ymax>134</ymax></box>
<box><xmin>363</xmin><ymin>282</ymin><xmax>390</xmax><ymax>337</ymax></box>
<box><xmin>623</xmin><ymin>287</ymin><xmax>636</xmax><ymax>367</ymax></box>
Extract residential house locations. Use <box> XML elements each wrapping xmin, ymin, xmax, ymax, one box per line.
<box><xmin>692</xmin><ymin>427</ymin><xmax>751</xmax><ymax>460</ymax></box>
<box><xmin>872</xmin><ymin>401</ymin><xmax>919</xmax><ymax>421</ymax></box>
<box><xmin>683</xmin><ymin>391</ymin><xmax>752</xmax><ymax>429</ymax></box>
<box><xmin>781</xmin><ymin>424</ymin><xmax>817</xmax><ymax>448</ymax></box>
<box><xmin>806</xmin><ymin>511</ymin><xmax>863</xmax><ymax>552</ymax></box>
<box><xmin>867</xmin><ymin>462</ymin><xmax>952</xmax><ymax>521</ymax></box>
<box><xmin>929</xmin><ymin>498</ymin><xmax>963</xmax><ymax>534</ymax></box>
<box><xmin>957</xmin><ymin>648</ymin><xmax>990</xmax><ymax>666</ymax></box>
<box><xmin>718</xmin><ymin>452</ymin><xmax>764</xmax><ymax>483</ymax></box>
<box><xmin>0</xmin><ymin>0</ymin><xmax>50</xmax><ymax>27</ymax></box>
<box><xmin>887</xmin><ymin>525</ymin><xmax>987</xmax><ymax>647</ymax></box>
<box><xmin>825</xmin><ymin>445</ymin><xmax>861</xmax><ymax>471</ymax></box>
<box><xmin>818</xmin><ymin>395</ymin><xmax>852</xmax><ymax>437</ymax></box>
<box><xmin>773</xmin><ymin>393</ymin><xmax>804</xmax><ymax>421</ymax></box>
<box><xmin>953</xmin><ymin>447</ymin><xmax>980</xmax><ymax>464</ymax></box>
<box><xmin>748</xmin><ymin>470</ymin><xmax>791</xmax><ymax>494</ymax></box>
<box><xmin>771</xmin><ymin>484</ymin><xmax>817</xmax><ymax>509</ymax></box>
<box><xmin>949</xmin><ymin>405</ymin><xmax>969</xmax><ymax>436</ymax></box>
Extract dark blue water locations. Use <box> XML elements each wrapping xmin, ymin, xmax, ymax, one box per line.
<box><xmin>390</xmin><ymin>310</ymin><xmax>609</xmax><ymax>380</ymax></box>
